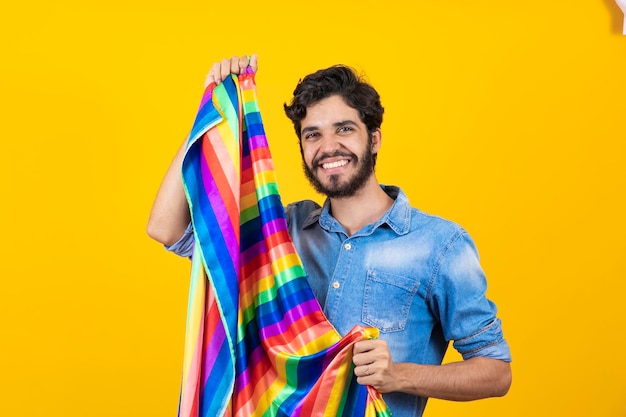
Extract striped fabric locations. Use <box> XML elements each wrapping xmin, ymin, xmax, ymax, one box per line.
<box><xmin>178</xmin><ymin>68</ymin><xmax>391</xmax><ymax>417</ymax></box>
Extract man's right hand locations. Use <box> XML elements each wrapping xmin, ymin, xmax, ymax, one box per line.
<box><xmin>205</xmin><ymin>54</ymin><xmax>258</xmax><ymax>87</ymax></box>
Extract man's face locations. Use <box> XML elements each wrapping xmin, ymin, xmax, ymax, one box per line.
<box><xmin>299</xmin><ymin>95</ymin><xmax>380</xmax><ymax>198</ymax></box>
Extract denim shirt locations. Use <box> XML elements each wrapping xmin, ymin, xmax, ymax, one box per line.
<box><xmin>167</xmin><ymin>185</ymin><xmax>511</xmax><ymax>417</ymax></box>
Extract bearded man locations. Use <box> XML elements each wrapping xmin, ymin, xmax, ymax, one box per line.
<box><xmin>147</xmin><ymin>55</ymin><xmax>512</xmax><ymax>417</ymax></box>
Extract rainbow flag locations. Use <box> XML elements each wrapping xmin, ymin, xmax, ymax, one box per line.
<box><xmin>178</xmin><ymin>68</ymin><xmax>391</xmax><ymax>417</ymax></box>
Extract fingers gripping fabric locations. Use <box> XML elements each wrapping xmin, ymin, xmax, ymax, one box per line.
<box><xmin>179</xmin><ymin>69</ymin><xmax>391</xmax><ymax>417</ymax></box>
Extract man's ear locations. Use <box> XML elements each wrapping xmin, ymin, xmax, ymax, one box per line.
<box><xmin>371</xmin><ymin>128</ymin><xmax>382</xmax><ymax>153</ymax></box>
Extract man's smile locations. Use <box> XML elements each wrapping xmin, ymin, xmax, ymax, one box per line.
<box><xmin>321</xmin><ymin>159</ymin><xmax>350</xmax><ymax>170</ymax></box>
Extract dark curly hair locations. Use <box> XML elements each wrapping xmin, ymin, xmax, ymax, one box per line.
<box><xmin>283</xmin><ymin>65</ymin><xmax>384</xmax><ymax>139</ymax></box>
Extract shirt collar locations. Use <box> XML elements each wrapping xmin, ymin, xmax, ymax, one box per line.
<box><xmin>302</xmin><ymin>185</ymin><xmax>411</xmax><ymax>236</ymax></box>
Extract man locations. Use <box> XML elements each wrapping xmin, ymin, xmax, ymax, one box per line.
<box><xmin>147</xmin><ymin>55</ymin><xmax>512</xmax><ymax>417</ymax></box>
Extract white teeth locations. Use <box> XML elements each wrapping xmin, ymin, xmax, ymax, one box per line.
<box><xmin>322</xmin><ymin>160</ymin><xmax>348</xmax><ymax>169</ymax></box>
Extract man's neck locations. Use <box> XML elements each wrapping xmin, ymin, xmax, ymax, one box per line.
<box><xmin>328</xmin><ymin>178</ymin><xmax>394</xmax><ymax>236</ymax></box>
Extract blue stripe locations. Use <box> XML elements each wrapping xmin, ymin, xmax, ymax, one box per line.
<box><xmin>199</xmin><ymin>339</ymin><xmax>235</xmax><ymax>416</ymax></box>
<box><xmin>255</xmin><ymin>282</ymin><xmax>317</xmax><ymax>324</ymax></box>
<box><xmin>342</xmin><ymin>378</ymin><xmax>368</xmax><ymax>416</ymax></box>
<box><xmin>183</xmin><ymin>144</ymin><xmax>239</xmax><ymax>341</ymax></box>
<box><xmin>240</xmin><ymin>216</ymin><xmax>264</xmax><ymax>252</ymax></box>
<box><xmin>190</xmin><ymin>104</ymin><xmax>222</xmax><ymax>143</ymax></box>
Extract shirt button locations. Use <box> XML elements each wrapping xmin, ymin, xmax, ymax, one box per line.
<box><xmin>332</xmin><ymin>281</ymin><xmax>340</xmax><ymax>289</ymax></box>
<box><xmin>344</xmin><ymin>243</ymin><xmax>352</xmax><ymax>250</ymax></box>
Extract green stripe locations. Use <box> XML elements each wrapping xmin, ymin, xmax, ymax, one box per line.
<box><xmin>255</xmin><ymin>181</ymin><xmax>279</xmax><ymax>200</ymax></box>
<box><xmin>241</xmin><ymin>205</ymin><xmax>260</xmax><ymax>224</ymax></box>
<box><xmin>255</xmin><ymin>266</ymin><xmax>307</xmax><ymax>305</ymax></box>
<box><xmin>260</xmin><ymin>355</ymin><xmax>300</xmax><ymax>417</ymax></box>
<box><xmin>243</xmin><ymin>100</ymin><xmax>259</xmax><ymax>114</ymax></box>
<box><xmin>213</xmin><ymin>76</ymin><xmax>240</xmax><ymax>141</ymax></box>
<box><xmin>237</xmin><ymin>302</ymin><xmax>256</xmax><ymax>343</ymax></box>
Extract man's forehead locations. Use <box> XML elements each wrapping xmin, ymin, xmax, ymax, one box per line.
<box><xmin>302</xmin><ymin>96</ymin><xmax>361</xmax><ymax>128</ymax></box>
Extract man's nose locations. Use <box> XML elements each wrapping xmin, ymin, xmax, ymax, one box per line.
<box><xmin>319</xmin><ymin>134</ymin><xmax>340</xmax><ymax>154</ymax></box>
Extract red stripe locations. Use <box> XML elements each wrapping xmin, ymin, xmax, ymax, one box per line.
<box><xmin>233</xmin><ymin>350</ymin><xmax>273</xmax><ymax>413</ymax></box>
<box><xmin>265</xmin><ymin>230</ymin><xmax>295</xmax><ymax>253</ymax></box>
<box><xmin>239</xmin><ymin>251</ymin><xmax>269</xmax><ymax>298</ymax></box>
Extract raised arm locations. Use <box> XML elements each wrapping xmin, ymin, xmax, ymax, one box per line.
<box><xmin>147</xmin><ymin>54</ymin><xmax>258</xmax><ymax>246</ymax></box>
<box><xmin>147</xmin><ymin>139</ymin><xmax>191</xmax><ymax>246</ymax></box>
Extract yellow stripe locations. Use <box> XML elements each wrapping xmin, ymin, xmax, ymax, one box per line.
<box><xmin>253</xmin><ymin>166</ymin><xmax>277</xmax><ymax>188</ymax></box>
<box><xmin>271</xmin><ymin>254</ymin><xmax>304</xmax><ymax>281</ymax></box>
<box><xmin>324</xmin><ymin>353</ymin><xmax>351</xmax><ymax>414</ymax></box>
<box><xmin>239</xmin><ymin>272</ymin><xmax>275</xmax><ymax>314</ymax></box>
<box><xmin>254</xmin><ymin>354</ymin><xmax>288</xmax><ymax>415</ymax></box>
<box><xmin>296</xmin><ymin>328</ymin><xmax>341</xmax><ymax>355</ymax></box>
<box><xmin>181</xmin><ymin>243</ymin><xmax>206</xmax><ymax>384</ymax></box>
<box><xmin>241</xmin><ymin>85</ymin><xmax>256</xmax><ymax>105</ymax></box>
<box><xmin>240</xmin><ymin>191</ymin><xmax>258</xmax><ymax>212</ymax></box>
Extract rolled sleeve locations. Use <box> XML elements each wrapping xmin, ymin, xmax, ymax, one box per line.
<box><xmin>430</xmin><ymin>230</ymin><xmax>512</xmax><ymax>362</ymax></box>
<box><xmin>453</xmin><ymin>318</ymin><xmax>511</xmax><ymax>361</ymax></box>
<box><xmin>165</xmin><ymin>222</ymin><xmax>194</xmax><ymax>258</ymax></box>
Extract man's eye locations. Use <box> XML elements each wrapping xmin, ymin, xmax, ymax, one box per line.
<box><xmin>338</xmin><ymin>126</ymin><xmax>353</xmax><ymax>133</ymax></box>
<box><xmin>304</xmin><ymin>132</ymin><xmax>319</xmax><ymax>139</ymax></box>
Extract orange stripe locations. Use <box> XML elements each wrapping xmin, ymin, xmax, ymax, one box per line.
<box><xmin>240</xmin><ymin>177</ymin><xmax>256</xmax><ymax>199</ymax></box>
<box><xmin>203</xmin><ymin>130</ymin><xmax>240</xmax><ymax>240</ymax></box>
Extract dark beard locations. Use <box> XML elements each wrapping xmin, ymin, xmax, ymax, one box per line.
<box><xmin>303</xmin><ymin>148</ymin><xmax>375</xmax><ymax>199</ymax></box>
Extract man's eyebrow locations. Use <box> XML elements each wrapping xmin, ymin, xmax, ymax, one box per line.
<box><xmin>301</xmin><ymin>125</ymin><xmax>319</xmax><ymax>135</ymax></box>
<box><xmin>333</xmin><ymin>120</ymin><xmax>359</xmax><ymax>128</ymax></box>
<box><xmin>301</xmin><ymin>120</ymin><xmax>359</xmax><ymax>135</ymax></box>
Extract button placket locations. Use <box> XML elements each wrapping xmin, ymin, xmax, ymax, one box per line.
<box><xmin>325</xmin><ymin>238</ymin><xmax>355</xmax><ymax>321</ymax></box>
<box><xmin>332</xmin><ymin>240</ymin><xmax>353</xmax><ymax>292</ymax></box>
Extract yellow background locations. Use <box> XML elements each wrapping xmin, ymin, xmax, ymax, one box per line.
<box><xmin>1</xmin><ymin>1</ymin><xmax>625</xmax><ymax>416</ymax></box>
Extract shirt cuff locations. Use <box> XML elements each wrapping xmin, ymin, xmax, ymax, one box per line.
<box><xmin>454</xmin><ymin>318</ymin><xmax>512</xmax><ymax>362</ymax></box>
<box><xmin>164</xmin><ymin>222</ymin><xmax>194</xmax><ymax>258</ymax></box>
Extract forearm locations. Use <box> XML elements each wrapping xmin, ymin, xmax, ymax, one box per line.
<box><xmin>148</xmin><ymin>55</ymin><xmax>258</xmax><ymax>246</ymax></box>
<box><xmin>390</xmin><ymin>356</ymin><xmax>511</xmax><ymax>401</ymax></box>
<box><xmin>147</xmin><ymin>139</ymin><xmax>191</xmax><ymax>246</ymax></box>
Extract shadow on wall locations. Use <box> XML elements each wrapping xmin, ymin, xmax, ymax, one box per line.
<box><xmin>603</xmin><ymin>0</ymin><xmax>625</xmax><ymax>33</ymax></box>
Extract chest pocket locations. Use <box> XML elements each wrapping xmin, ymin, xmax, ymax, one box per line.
<box><xmin>362</xmin><ymin>270</ymin><xmax>419</xmax><ymax>333</ymax></box>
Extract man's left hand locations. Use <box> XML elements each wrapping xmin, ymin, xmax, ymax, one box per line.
<box><xmin>353</xmin><ymin>339</ymin><xmax>398</xmax><ymax>393</ymax></box>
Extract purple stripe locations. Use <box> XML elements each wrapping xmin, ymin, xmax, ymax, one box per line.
<box><xmin>261</xmin><ymin>218</ymin><xmax>288</xmax><ymax>238</ymax></box>
<box><xmin>234</xmin><ymin>344</ymin><xmax>265</xmax><ymax>394</ymax></box>
<box><xmin>199</xmin><ymin>89</ymin><xmax>212</xmax><ymax>107</ymax></box>
<box><xmin>241</xmin><ymin>239</ymin><xmax>268</xmax><ymax>266</ymax></box>
<box><xmin>201</xmin><ymin>318</ymin><xmax>226</xmax><ymax>386</ymax></box>
<box><xmin>291</xmin><ymin>401</ymin><xmax>304</xmax><ymax>417</ymax></box>
<box><xmin>248</xmin><ymin>134</ymin><xmax>269</xmax><ymax>151</ymax></box>
<box><xmin>260</xmin><ymin>299</ymin><xmax>321</xmax><ymax>339</ymax></box>
<box><xmin>242</xmin><ymin>154</ymin><xmax>251</xmax><ymax>171</ymax></box>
